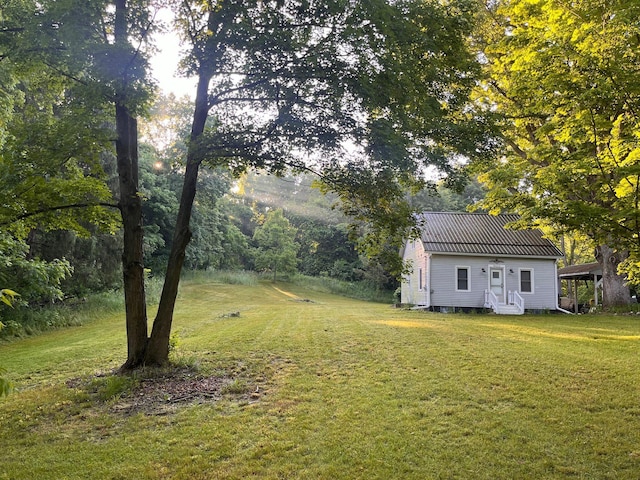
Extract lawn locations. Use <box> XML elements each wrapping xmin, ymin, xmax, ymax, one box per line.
<box><xmin>1</xmin><ymin>280</ymin><xmax>640</xmax><ymax>479</ymax></box>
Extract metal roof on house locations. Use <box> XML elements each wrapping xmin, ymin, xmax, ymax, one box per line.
<box><xmin>418</xmin><ymin>212</ymin><xmax>563</xmax><ymax>258</ymax></box>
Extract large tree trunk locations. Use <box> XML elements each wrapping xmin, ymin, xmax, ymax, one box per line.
<box><xmin>144</xmin><ymin>69</ymin><xmax>212</xmax><ymax>366</ymax></box>
<box><xmin>116</xmin><ymin>106</ymin><xmax>148</xmax><ymax>369</ymax></box>
<box><xmin>596</xmin><ymin>244</ymin><xmax>631</xmax><ymax>308</ymax></box>
<box><xmin>115</xmin><ymin>0</ymin><xmax>148</xmax><ymax>370</ymax></box>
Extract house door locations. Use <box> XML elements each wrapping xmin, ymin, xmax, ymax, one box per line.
<box><xmin>489</xmin><ymin>267</ymin><xmax>506</xmax><ymax>304</ymax></box>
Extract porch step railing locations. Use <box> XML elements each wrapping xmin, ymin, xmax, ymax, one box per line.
<box><xmin>508</xmin><ymin>290</ymin><xmax>525</xmax><ymax>314</ymax></box>
<box><xmin>485</xmin><ymin>289</ymin><xmax>525</xmax><ymax>315</ymax></box>
<box><xmin>484</xmin><ymin>290</ymin><xmax>499</xmax><ymax>311</ymax></box>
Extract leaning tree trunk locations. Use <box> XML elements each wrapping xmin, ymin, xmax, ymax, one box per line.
<box><xmin>144</xmin><ymin>69</ymin><xmax>212</xmax><ymax>366</ymax></box>
<box><xmin>596</xmin><ymin>244</ymin><xmax>631</xmax><ymax>308</ymax></box>
<box><xmin>115</xmin><ymin>0</ymin><xmax>148</xmax><ymax>370</ymax></box>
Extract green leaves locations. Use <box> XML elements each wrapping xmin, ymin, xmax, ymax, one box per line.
<box><xmin>0</xmin><ymin>233</ymin><xmax>72</xmax><ymax>305</ymax></box>
<box><xmin>177</xmin><ymin>0</ymin><xmax>490</xmax><ymax>263</ymax></box>
<box><xmin>473</xmin><ymin>0</ymin><xmax>640</xmax><ymax>251</ymax></box>
<box><xmin>0</xmin><ymin>0</ymin><xmax>165</xmax><ymax>238</ymax></box>
<box><xmin>252</xmin><ymin>209</ymin><xmax>299</xmax><ymax>281</ymax></box>
<box><xmin>0</xmin><ymin>289</ymin><xmax>19</xmax><ymax>308</ymax></box>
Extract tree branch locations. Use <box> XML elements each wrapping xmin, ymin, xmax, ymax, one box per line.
<box><xmin>0</xmin><ymin>202</ymin><xmax>120</xmax><ymax>226</ymax></box>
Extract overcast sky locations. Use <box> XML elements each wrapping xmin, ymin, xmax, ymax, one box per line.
<box><xmin>149</xmin><ymin>9</ymin><xmax>197</xmax><ymax>98</ymax></box>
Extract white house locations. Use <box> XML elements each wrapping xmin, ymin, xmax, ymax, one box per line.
<box><xmin>400</xmin><ymin>212</ymin><xmax>564</xmax><ymax>314</ymax></box>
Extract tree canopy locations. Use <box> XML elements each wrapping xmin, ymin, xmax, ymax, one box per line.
<box><xmin>473</xmin><ymin>0</ymin><xmax>640</xmax><ymax>251</ymax></box>
<box><xmin>0</xmin><ymin>14</ymin><xmax>119</xmax><ymax>238</ymax></box>
<box><xmin>253</xmin><ymin>209</ymin><xmax>299</xmax><ymax>282</ymax></box>
<box><xmin>471</xmin><ymin>0</ymin><xmax>640</xmax><ymax>304</ymax></box>
<box><xmin>174</xmin><ymin>0</ymin><xmax>492</xmax><ymax>272</ymax></box>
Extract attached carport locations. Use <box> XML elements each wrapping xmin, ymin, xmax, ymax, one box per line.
<box><xmin>557</xmin><ymin>262</ymin><xmax>602</xmax><ymax>313</ymax></box>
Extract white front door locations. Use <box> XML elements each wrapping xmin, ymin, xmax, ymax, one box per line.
<box><xmin>489</xmin><ymin>267</ymin><xmax>506</xmax><ymax>304</ymax></box>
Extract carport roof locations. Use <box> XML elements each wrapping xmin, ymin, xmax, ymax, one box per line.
<box><xmin>557</xmin><ymin>262</ymin><xmax>602</xmax><ymax>280</ymax></box>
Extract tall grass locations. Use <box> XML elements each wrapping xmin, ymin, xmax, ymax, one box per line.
<box><xmin>180</xmin><ymin>269</ymin><xmax>259</xmax><ymax>286</ymax></box>
<box><xmin>0</xmin><ymin>306</ymin><xmax>78</xmax><ymax>339</ymax></box>
<box><xmin>292</xmin><ymin>274</ymin><xmax>394</xmax><ymax>303</ymax></box>
<box><xmin>0</xmin><ymin>290</ymin><xmax>123</xmax><ymax>341</ymax></box>
<box><xmin>179</xmin><ymin>270</ymin><xmax>394</xmax><ymax>303</ymax></box>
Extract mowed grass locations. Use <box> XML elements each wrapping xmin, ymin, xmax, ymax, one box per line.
<box><xmin>1</xmin><ymin>281</ymin><xmax>640</xmax><ymax>479</ymax></box>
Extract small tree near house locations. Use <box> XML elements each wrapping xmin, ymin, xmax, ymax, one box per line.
<box><xmin>253</xmin><ymin>209</ymin><xmax>299</xmax><ymax>282</ymax></box>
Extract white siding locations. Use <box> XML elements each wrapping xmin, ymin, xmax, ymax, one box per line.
<box><xmin>429</xmin><ymin>254</ymin><xmax>558</xmax><ymax>310</ymax></box>
<box><xmin>401</xmin><ymin>240</ymin><xmax>429</xmax><ymax>305</ymax></box>
<box><xmin>430</xmin><ymin>256</ymin><xmax>487</xmax><ymax>308</ymax></box>
<box><xmin>509</xmin><ymin>258</ymin><xmax>558</xmax><ymax>309</ymax></box>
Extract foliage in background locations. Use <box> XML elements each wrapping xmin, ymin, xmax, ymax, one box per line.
<box><xmin>185</xmin><ymin>170</ymin><xmax>251</xmax><ymax>271</ymax></box>
<box><xmin>138</xmin><ymin>101</ymin><xmax>254</xmax><ymax>274</ymax></box>
<box><xmin>0</xmin><ymin>233</ymin><xmax>71</xmax><ymax>309</ymax></box>
<box><xmin>252</xmin><ymin>209</ymin><xmax>300</xmax><ymax>282</ymax></box>
<box><xmin>235</xmin><ymin>172</ymin><xmax>345</xmax><ymax>225</ymax></box>
<box><xmin>27</xmin><ymin>228</ymin><xmax>123</xmax><ymax>297</ymax></box>
<box><xmin>0</xmin><ymin>1</ymin><xmax>119</xmax><ymax>238</ymax></box>
<box><xmin>0</xmin><ymin>288</ymin><xmax>125</xmax><ymax>341</ymax></box>
<box><xmin>180</xmin><ymin>270</ymin><xmax>259</xmax><ymax>287</ymax></box>
<box><xmin>296</xmin><ymin>222</ymin><xmax>363</xmax><ymax>281</ymax></box>
<box><xmin>410</xmin><ymin>178</ymin><xmax>488</xmax><ymax>213</ymax></box>
<box><xmin>293</xmin><ymin>274</ymin><xmax>394</xmax><ymax>303</ymax></box>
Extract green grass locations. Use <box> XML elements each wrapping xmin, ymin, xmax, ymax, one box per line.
<box><xmin>1</xmin><ymin>281</ymin><xmax>640</xmax><ymax>479</ymax></box>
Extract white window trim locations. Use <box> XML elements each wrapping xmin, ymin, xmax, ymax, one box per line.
<box><xmin>455</xmin><ymin>266</ymin><xmax>471</xmax><ymax>292</ymax></box>
<box><xmin>519</xmin><ymin>268</ymin><xmax>534</xmax><ymax>294</ymax></box>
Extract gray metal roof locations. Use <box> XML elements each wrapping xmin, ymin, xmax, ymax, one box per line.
<box><xmin>418</xmin><ymin>212</ymin><xmax>563</xmax><ymax>258</ymax></box>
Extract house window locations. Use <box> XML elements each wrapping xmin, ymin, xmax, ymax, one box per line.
<box><xmin>520</xmin><ymin>269</ymin><xmax>533</xmax><ymax>293</ymax></box>
<box><xmin>456</xmin><ymin>266</ymin><xmax>470</xmax><ymax>292</ymax></box>
<box><xmin>419</xmin><ymin>268</ymin><xmax>423</xmax><ymax>290</ymax></box>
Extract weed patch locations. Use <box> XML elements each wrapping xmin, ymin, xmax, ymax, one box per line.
<box><xmin>0</xmin><ymin>291</ymin><xmax>123</xmax><ymax>341</ymax></box>
<box><xmin>90</xmin><ymin>374</ymin><xmax>138</xmax><ymax>402</ymax></box>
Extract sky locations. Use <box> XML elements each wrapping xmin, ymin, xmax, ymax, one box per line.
<box><xmin>149</xmin><ymin>9</ymin><xmax>196</xmax><ymax>98</ymax></box>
